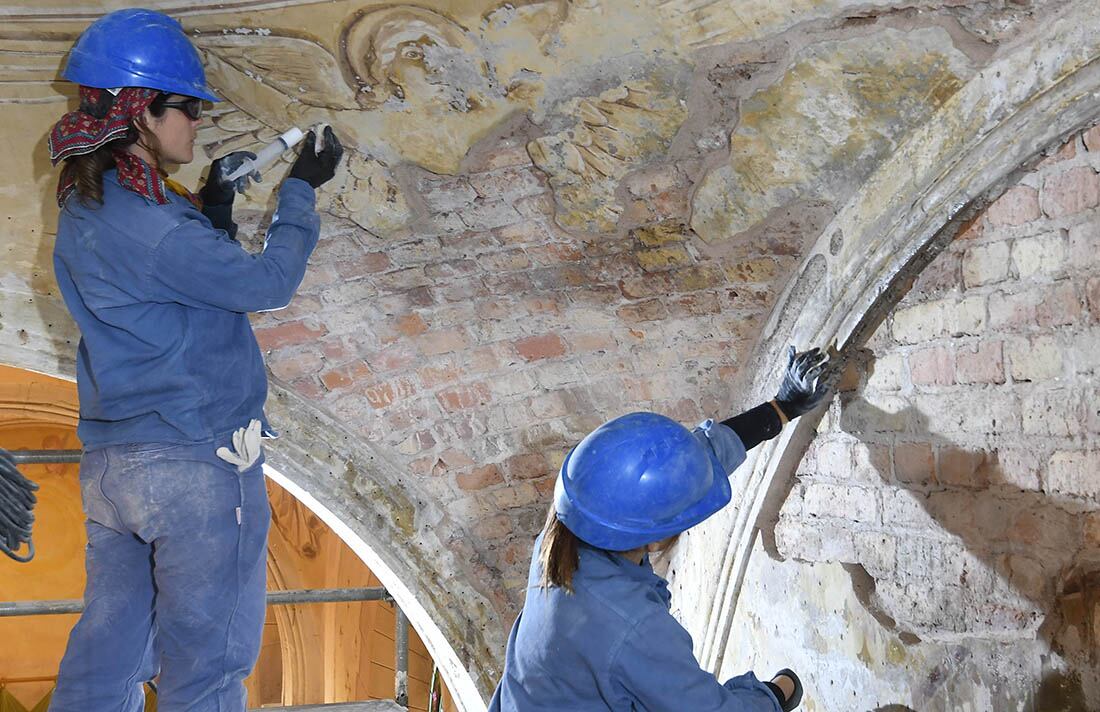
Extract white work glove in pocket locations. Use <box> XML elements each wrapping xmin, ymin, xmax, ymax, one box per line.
<box><xmin>216</xmin><ymin>419</ymin><xmax>263</xmax><ymax>472</ymax></box>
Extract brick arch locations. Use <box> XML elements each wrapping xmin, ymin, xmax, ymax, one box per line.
<box><xmin>3</xmin><ymin>2</ymin><xmax>1100</xmax><ymax>708</ymax></box>
<box><xmin>672</xmin><ymin>0</ymin><xmax>1100</xmax><ymax>677</ymax></box>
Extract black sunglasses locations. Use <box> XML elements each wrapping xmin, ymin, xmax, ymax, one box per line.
<box><xmin>161</xmin><ymin>97</ymin><xmax>204</xmax><ymax>120</ymax></box>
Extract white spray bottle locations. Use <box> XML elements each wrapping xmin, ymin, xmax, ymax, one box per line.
<box><xmin>224</xmin><ymin>127</ymin><xmax>306</xmax><ymax>183</ymax></box>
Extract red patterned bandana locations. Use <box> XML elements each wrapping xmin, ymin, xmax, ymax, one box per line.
<box><xmin>48</xmin><ymin>86</ymin><xmax>188</xmax><ymax>207</ymax></box>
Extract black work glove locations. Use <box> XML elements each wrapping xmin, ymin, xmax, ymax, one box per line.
<box><xmin>763</xmin><ymin>669</ymin><xmax>804</xmax><ymax>711</ymax></box>
<box><xmin>774</xmin><ymin>345</ymin><xmax>829</xmax><ymax>420</ymax></box>
<box><xmin>199</xmin><ymin>151</ymin><xmax>261</xmax><ymax>207</ymax></box>
<box><xmin>289</xmin><ymin>126</ymin><xmax>344</xmax><ymax>189</ymax></box>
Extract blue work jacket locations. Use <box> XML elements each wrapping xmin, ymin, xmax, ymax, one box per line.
<box><xmin>490</xmin><ymin>421</ymin><xmax>782</xmax><ymax>712</ymax></box>
<box><xmin>53</xmin><ymin>171</ymin><xmax>320</xmax><ymax>449</ymax></box>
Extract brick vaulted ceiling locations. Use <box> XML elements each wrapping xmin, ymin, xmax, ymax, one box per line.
<box><xmin>2</xmin><ymin>1</ymin><xmax>1100</xmax><ymax>708</ymax></box>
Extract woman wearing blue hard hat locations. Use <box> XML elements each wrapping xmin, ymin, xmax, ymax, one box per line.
<box><xmin>489</xmin><ymin>347</ymin><xmax>831</xmax><ymax>712</ymax></box>
<box><xmin>46</xmin><ymin>9</ymin><xmax>342</xmax><ymax>712</ymax></box>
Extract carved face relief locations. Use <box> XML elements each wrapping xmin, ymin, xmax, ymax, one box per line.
<box><xmin>341</xmin><ymin>7</ymin><xmax>495</xmax><ymax>113</ymax></box>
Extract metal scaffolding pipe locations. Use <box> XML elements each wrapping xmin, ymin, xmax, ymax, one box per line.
<box><xmin>6</xmin><ymin>449</ymin><xmax>82</xmax><ymax>465</ymax></box>
<box><xmin>0</xmin><ymin>587</ymin><xmax>388</xmax><ymax>617</ymax></box>
<box><xmin>395</xmin><ymin>608</ymin><xmax>409</xmax><ymax>707</ymax></box>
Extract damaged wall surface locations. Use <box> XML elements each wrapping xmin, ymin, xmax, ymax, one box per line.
<box><xmin>1</xmin><ymin>0</ymin><xmax>1098</xmax><ymax>709</ymax></box>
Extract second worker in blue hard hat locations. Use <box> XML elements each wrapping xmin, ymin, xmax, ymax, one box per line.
<box><xmin>489</xmin><ymin>346</ymin><xmax>831</xmax><ymax>712</ymax></box>
<box><xmin>45</xmin><ymin>8</ymin><xmax>343</xmax><ymax>712</ymax></box>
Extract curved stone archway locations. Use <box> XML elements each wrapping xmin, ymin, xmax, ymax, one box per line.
<box><xmin>672</xmin><ymin>0</ymin><xmax>1100</xmax><ymax>681</ymax></box>
<box><xmin>3</xmin><ymin>0</ymin><xmax>1100</xmax><ymax>707</ymax></box>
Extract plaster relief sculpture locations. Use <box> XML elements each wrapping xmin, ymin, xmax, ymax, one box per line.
<box><xmin>690</xmin><ymin>28</ymin><xmax>974</xmax><ymax>244</ymax></box>
<box><xmin>528</xmin><ymin>78</ymin><xmax>689</xmax><ymax>234</ymax></box>
<box><xmin>192</xmin><ymin>2</ymin><xmax>564</xmax><ymax>233</ymax></box>
<box><xmin>196</xmin><ymin>2</ymin><xmax>564</xmax><ymax>175</ymax></box>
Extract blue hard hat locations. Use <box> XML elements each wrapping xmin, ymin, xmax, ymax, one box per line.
<box><xmin>553</xmin><ymin>412</ymin><xmax>731</xmax><ymax>551</ymax></box>
<box><xmin>62</xmin><ymin>9</ymin><xmax>219</xmax><ymax>102</ymax></box>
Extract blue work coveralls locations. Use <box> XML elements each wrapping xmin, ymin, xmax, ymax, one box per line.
<box><xmin>48</xmin><ymin>171</ymin><xmax>319</xmax><ymax>712</ymax></box>
<box><xmin>489</xmin><ymin>421</ymin><xmax>783</xmax><ymax>712</ymax></box>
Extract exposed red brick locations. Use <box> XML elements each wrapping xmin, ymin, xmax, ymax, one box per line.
<box><xmin>1042</xmin><ymin>166</ymin><xmax>1100</xmax><ymax>218</ymax></box>
<box><xmin>457</xmin><ymin>464</ymin><xmax>505</xmax><ymax>491</ymax></box>
<box><xmin>1084</xmin><ymin>513</ymin><xmax>1100</xmax><ymax>549</ymax></box>
<box><xmin>1085</xmin><ymin>126</ymin><xmax>1100</xmax><ymax>153</ymax></box>
<box><xmin>419</xmin><ymin>329</ymin><xmax>468</xmax><ymax>356</ymax></box>
<box><xmin>525</xmin><ymin>296</ymin><xmax>563</xmax><ymax>315</ymax></box>
<box><xmin>320</xmin><ymin>360</ymin><xmax>372</xmax><ymax>392</ymax></box>
<box><xmin>395</xmin><ymin>313</ymin><xmax>429</xmax><ymax>337</ymax></box>
<box><xmin>527</xmin><ymin>243</ymin><xmax>584</xmax><ymax>265</ymax></box>
<box><xmin>437</xmin><ymin>382</ymin><xmax>491</xmax><ymax>412</ymax></box>
<box><xmin>1036</xmin><ymin>138</ymin><xmax>1077</xmax><ymax>168</ymax></box>
<box><xmin>913</xmin><ymin>250</ymin><xmax>961</xmax><ymax>294</ymax></box>
<box><xmin>955</xmin><ymin>341</ymin><xmax>1005</xmax><ymax>384</ymax></box>
<box><xmin>480</xmin><ymin>249</ymin><xmax>532</xmax><ymax>272</ymax></box>
<box><xmin>363</xmin><ymin>376</ymin><xmax>413</xmax><ymax>409</ymax></box>
<box><xmin>616</xmin><ymin>299</ymin><xmax>669</xmax><ymax>323</ymax></box>
<box><xmin>273</xmin><ymin>294</ymin><xmax>322</xmax><ymax>322</ymax></box>
<box><xmin>268</xmin><ymin>350</ymin><xmax>324</xmax><ymax>382</ymax></box>
<box><xmin>320</xmin><ymin>338</ymin><xmax>350</xmax><ymax>362</ymax></box>
<box><xmin>491</xmin><ymin>482</ymin><xmax>545</xmax><ymax>510</ymax></box>
<box><xmin>530</xmin><ymin>265</ymin><xmax>590</xmax><ymax>290</ymax></box>
<box><xmin>569</xmin><ymin>332</ymin><xmax>617</xmax><ymax>353</ymax></box>
<box><xmin>254</xmin><ymin>320</ymin><xmax>326</xmax><ymax>350</ymax></box>
<box><xmin>620</xmin><ymin>273</ymin><xmax>673</xmax><ymax>300</ymax></box>
<box><xmin>433</xmin><ymin>448</ymin><xmax>476</xmax><ymax>472</ymax></box>
<box><xmin>671</xmin><ymin>265</ymin><xmax>724</xmax><ymax>293</ymax></box>
<box><xmin>894</xmin><ymin>442</ymin><xmax>936</xmax><ymax>486</ymax></box>
<box><xmin>336</xmin><ymin>251</ymin><xmax>391</xmax><ymax>279</ymax></box>
<box><xmin>288</xmin><ymin>377</ymin><xmax>324</xmax><ymax>401</ymax></box>
<box><xmin>474</xmin><ymin>514</ymin><xmax>512</xmax><ymax>540</ymax></box>
<box><xmin>937</xmin><ymin>448</ymin><xmax>990</xmax><ymax>488</ymax></box>
<box><xmin>1088</xmin><ymin>277</ymin><xmax>1100</xmax><ymax>321</ymax></box>
<box><xmin>986</xmin><ymin>185</ymin><xmax>1040</xmax><ymax>227</ymax></box>
<box><xmin>647</xmin><ymin>188</ymin><xmax>689</xmax><ymax>220</ymax></box>
<box><xmin>955</xmin><ymin>214</ymin><xmax>984</xmax><ymax>241</ymax></box>
<box><xmin>909</xmin><ymin>346</ymin><xmax>955</xmax><ymax>386</ymax></box>
<box><xmin>515</xmin><ymin>334</ymin><xmax>567</xmax><ymax>361</ymax></box>
<box><xmin>504</xmin><ymin>452</ymin><xmax>549</xmax><ymax>481</ymax></box>
<box><xmin>364</xmin><ymin>381</ymin><xmax>396</xmax><ymax>408</ymax></box>
<box><xmin>466</xmin><ymin>346</ymin><xmax>504</xmax><ymax>373</ymax></box>
<box><xmin>419</xmin><ymin>363</ymin><xmax>462</xmax><ymax>388</ymax></box>
<box><xmin>367</xmin><ymin>343</ymin><xmax>418</xmax><ymax>373</ymax></box>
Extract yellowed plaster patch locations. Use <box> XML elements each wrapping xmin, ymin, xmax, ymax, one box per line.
<box><xmin>691</xmin><ymin>28</ymin><xmax>973</xmax><ymax>243</ymax></box>
<box><xmin>529</xmin><ymin>79</ymin><xmax>688</xmax><ymax>233</ymax></box>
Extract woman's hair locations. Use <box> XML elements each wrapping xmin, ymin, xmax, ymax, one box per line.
<box><xmin>538</xmin><ymin>503</ymin><xmax>581</xmax><ymax>593</ymax></box>
<box><xmin>61</xmin><ymin>92</ymin><xmax>170</xmax><ymax>206</ymax></box>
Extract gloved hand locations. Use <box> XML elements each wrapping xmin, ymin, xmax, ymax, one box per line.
<box><xmin>764</xmin><ymin>669</ymin><xmax>803</xmax><ymax>711</ymax></box>
<box><xmin>216</xmin><ymin>419</ymin><xmax>263</xmax><ymax>472</ymax></box>
<box><xmin>289</xmin><ymin>125</ymin><xmax>344</xmax><ymax>188</ymax></box>
<box><xmin>199</xmin><ymin>151</ymin><xmax>262</xmax><ymax>206</ymax></box>
<box><xmin>774</xmin><ymin>345</ymin><xmax>830</xmax><ymax>420</ymax></box>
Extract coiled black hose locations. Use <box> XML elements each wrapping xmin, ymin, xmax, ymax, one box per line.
<box><xmin>0</xmin><ymin>448</ymin><xmax>38</xmax><ymax>562</ymax></box>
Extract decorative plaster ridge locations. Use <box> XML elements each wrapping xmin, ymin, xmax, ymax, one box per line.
<box><xmin>691</xmin><ymin>0</ymin><xmax>1100</xmax><ymax>675</ymax></box>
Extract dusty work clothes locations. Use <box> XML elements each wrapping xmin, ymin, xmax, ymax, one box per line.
<box><xmin>49</xmin><ymin>169</ymin><xmax>319</xmax><ymax>711</ymax></box>
<box><xmin>489</xmin><ymin>422</ymin><xmax>782</xmax><ymax>712</ymax></box>
<box><xmin>53</xmin><ymin>171</ymin><xmax>320</xmax><ymax>449</ymax></box>
<box><xmin>49</xmin><ymin>442</ymin><xmax>270</xmax><ymax>712</ymax></box>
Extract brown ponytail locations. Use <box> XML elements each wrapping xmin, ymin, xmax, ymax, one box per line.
<box><xmin>538</xmin><ymin>504</ymin><xmax>581</xmax><ymax>593</ymax></box>
<box><xmin>59</xmin><ymin>92</ymin><xmax>169</xmax><ymax>207</ymax></box>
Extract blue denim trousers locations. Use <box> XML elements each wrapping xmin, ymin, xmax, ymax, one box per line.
<box><xmin>49</xmin><ymin>441</ymin><xmax>271</xmax><ymax>712</ymax></box>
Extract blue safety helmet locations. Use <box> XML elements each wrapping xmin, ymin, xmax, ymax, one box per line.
<box><xmin>553</xmin><ymin>412</ymin><xmax>731</xmax><ymax>551</ymax></box>
<box><xmin>62</xmin><ymin>9</ymin><xmax>219</xmax><ymax>102</ymax></box>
